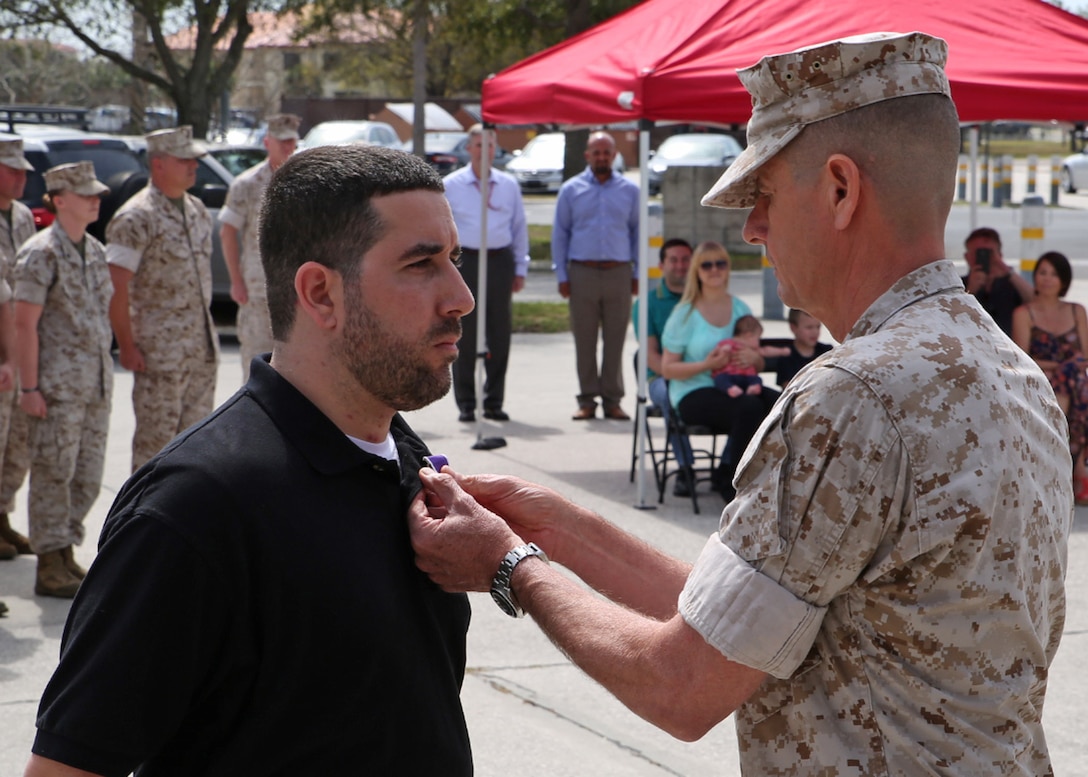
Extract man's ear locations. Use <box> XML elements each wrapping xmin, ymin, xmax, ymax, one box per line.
<box><xmin>825</xmin><ymin>153</ymin><xmax>861</xmax><ymax>231</ymax></box>
<box><xmin>293</xmin><ymin>261</ymin><xmax>342</xmax><ymax>332</ymax></box>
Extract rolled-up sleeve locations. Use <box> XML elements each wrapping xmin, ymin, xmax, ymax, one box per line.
<box><xmin>679</xmin><ymin>365</ymin><xmax>910</xmax><ymax>679</ymax></box>
<box><xmin>680</xmin><ymin>536</ymin><xmax>825</xmax><ymax>679</ymax></box>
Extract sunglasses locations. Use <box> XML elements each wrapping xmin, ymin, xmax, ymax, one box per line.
<box><xmin>699</xmin><ymin>260</ymin><xmax>729</xmax><ymax>271</ymax></box>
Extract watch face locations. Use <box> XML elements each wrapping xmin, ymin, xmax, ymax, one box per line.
<box><xmin>491</xmin><ymin>589</ymin><xmax>521</xmax><ymax>618</ymax></box>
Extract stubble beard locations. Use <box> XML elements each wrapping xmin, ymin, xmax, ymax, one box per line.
<box><xmin>337</xmin><ymin>295</ymin><xmax>461</xmax><ymax>412</ymax></box>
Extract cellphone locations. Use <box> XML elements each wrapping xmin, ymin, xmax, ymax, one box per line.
<box><xmin>976</xmin><ymin>247</ymin><xmax>992</xmax><ymax>273</ymax></box>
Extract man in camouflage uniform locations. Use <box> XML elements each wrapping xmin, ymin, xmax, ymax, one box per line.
<box><xmin>107</xmin><ymin>126</ymin><xmax>219</xmax><ymax>472</ymax></box>
<box><xmin>14</xmin><ymin>161</ymin><xmax>112</xmax><ymax>598</ymax></box>
<box><xmin>407</xmin><ymin>32</ymin><xmax>1072</xmax><ymax>775</ymax></box>
<box><xmin>0</xmin><ymin>138</ymin><xmax>34</xmax><ymax>561</ymax></box>
<box><xmin>219</xmin><ymin>113</ymin><xmax>300</xmax><ymax>381</ymax></box>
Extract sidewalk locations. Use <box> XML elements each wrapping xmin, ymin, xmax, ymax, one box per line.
<box><xmin>2</xmin><ymin>327</ymin><xmax>1086</xmax><ymax>774</ymax></box>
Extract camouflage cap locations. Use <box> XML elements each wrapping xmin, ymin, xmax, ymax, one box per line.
<box><xmin>266</xmin><ymin>113</ymin><xmax>302</xmax><ymax>140</ymax></box>
<box><xmin>146</xmin><ymin>125</ymin><xmax>207</xmax><ymax>159</ymax></box>
<box><xmin>44</xmin><ymin>161</ymin><xmax>110</xmax><ymax>197</ymax></box>
<box><xmin>0</xmin><ymin>137</ymin><xmax>34</xmax><ymax>172</ymax></box>
<box><xmin>702</xmin><ymin>31</ymin><xmax>951</xmax><ymax>209</ymax></box>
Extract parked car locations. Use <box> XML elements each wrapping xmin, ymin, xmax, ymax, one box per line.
<box><xmin>646</xmin><ymin>133</ymin><xmax>744</xmax><ymax>195</ymax></box>
<box><xmin>505</xmin><ymin>132</ymin><xmax>626</xmax><ymax>194</ymax></box>
<box><xmin>1060</xmin><ymin>148</ymin><xmax>1088</xmax><ymax>193</ymax></box>
<box><xmin>207</xmin><ymin>143</ymin><xmax>268</xmax><ymax>176</ymax></box>
<box><xmin>401</xmin><ymin>131</ymin><xmax>515</xmax><ymax>174</ymax></box>
<box><xmin>299</xmin><ymin>120</ymin><xmax>400</xmax><ymax>149</ymax></box>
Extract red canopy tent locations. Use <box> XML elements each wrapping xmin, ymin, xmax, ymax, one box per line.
<box><xmin>482</xmin><ymin>0</ymin><xmax>1088</xmax><ymax>126</ymax></box>
<box><xmin>478</xmin><ymin>0</ymin><xmax>1088</xmax><ymax>504</ymax></box>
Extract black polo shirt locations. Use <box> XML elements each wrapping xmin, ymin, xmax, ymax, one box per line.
<box><xmin>33</xmin><ymin>358</ymin><xmax>473</xmax><ymax>776</ymax></box>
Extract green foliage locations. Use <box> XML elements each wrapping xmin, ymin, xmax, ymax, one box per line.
<box><xmin>290</xmin><ymin>0</ymin><xmax>643</xmax><ymax>98</ymax></box>
<box><xmin>0</xmin><ymin>0</ymin><xmax>276</xmax><ymax>136</ymax></box>
<box><xmin>512</xmin><ymin>301</ymin><xmax>569</xmax><ymax>333</ymax></box>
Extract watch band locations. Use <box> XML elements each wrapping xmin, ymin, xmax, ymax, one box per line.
<box><xmin>490</xmin><ymin>542</ymin><xmax>548</xmax><ymax>618</ymax></box>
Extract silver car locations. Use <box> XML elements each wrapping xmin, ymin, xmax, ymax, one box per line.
<box><xmin>646</xmin><ymin>133</ymin><xmax>743</xmax><ymax>196</ymax></box>
<box><xmin>299</xmin><ymin>120</ymin><xmax>401</xmax><ymax>149</ymax></box>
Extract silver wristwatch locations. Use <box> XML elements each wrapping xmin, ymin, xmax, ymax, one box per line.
<box><xmin>490</xmin><ymin>542</ymin><xmax>548</xmax><ymax>618</ymax></box>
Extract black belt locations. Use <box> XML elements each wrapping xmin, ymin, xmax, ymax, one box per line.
<box><xmin>573</xmin><ymin>260</ymin><xmax>629</xmax><ymax>270</ymax></box>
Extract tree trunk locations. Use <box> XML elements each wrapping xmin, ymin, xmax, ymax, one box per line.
<box><xmin>411</xmin><ymin>0</ymin><xmax>427</xmax><ymax>159</ymax></box>
<box><xmin>563</xmin><ymin>128</ymin><xmax>590</xmax><ymax>183</ymax></box>
<box><xmin>127</xmin><ymin>8</ymin><xmax>149</xmax><ymax>134</ymax></box>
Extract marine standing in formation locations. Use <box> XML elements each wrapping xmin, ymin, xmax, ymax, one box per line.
<box><xmin>106</xmin><ymin>126</ymin><xmax>219</xmax><ymax>473</ymax></box>
<box><xmin>219</xmin><ymin>113</ymin><xmax>301</xmax><ymax>381</ymax></box>
<box><xmin>0</xmin><ymin>138</ymin><xmax>35</xmax><ymax>564</ymax></box>
<box><xmin>13</xmin><ymin>161</ymin><xmax>113</xmax><ymax>598</ymax></box>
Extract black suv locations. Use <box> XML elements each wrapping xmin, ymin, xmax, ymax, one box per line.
<box><xmin>8</xmin><ymin>127</ymin><xmax>234</xmax><ymax>302</ymax></box>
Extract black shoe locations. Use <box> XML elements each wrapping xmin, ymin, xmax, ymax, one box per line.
<box><xmin>672</xmin><ymin>468</ymin><xmax>693</xmax><ymax>498</ymax></box>
<box><xmin>458</xmin><ymin>409</ymin><xmax>475</xmax><ymax>423</ymax></box>
<box><xmin>483</xmin><ymin>409</ymin><xmax>510</xmax><ymax>421</ymax></box>
<box><xmin>713</xmin><ymin>463</ymin><xmax>736</xmax><ymax>503</ymax></box>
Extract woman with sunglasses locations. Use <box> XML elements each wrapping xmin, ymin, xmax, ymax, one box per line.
<box><xmin>660</xmin><ymin>240</ymin><xmax>778</xmax><ymax>501</ymax></box>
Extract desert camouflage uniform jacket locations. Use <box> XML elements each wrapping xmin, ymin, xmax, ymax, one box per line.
<box><xmin>13</xmin><ymin>225</ymin><xmax>113</xmax><ymax>402</ymax></box>
<box><xmin>106</xmin><ymin>183</ymin><xmax>218</xmax><ymax>372</ymax></box>
<box><xmin>0</xmin><ymin>200</ymin><xmax>36</xmax><ymax>304</ymax></box>
<box><xmin>680</xmin><ymin>260</ymin><xmax>1071</xmax><ymax>775</ymax></box>
<box><xmin>218</xmin><ymin>159</ymin><xmax>270</xmax><ymax>299</ymax></box>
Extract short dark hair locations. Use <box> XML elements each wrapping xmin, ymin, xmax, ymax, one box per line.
<box><xmin>787</xmin><ymin>308</ymin><xmax>815</xmax><ymax>326</ymax></box>
<box><xmin>966</xmin><ymin>227</ymin><xmax>1002</xmax><ymax>249</ymax></box>
<box><xmin>659</xmin><ymin>238</ymin><xmax>692</xmax><ymax>263</ymax></box>
<box><xmin>259</xmin><ymin>144</ymin><xmax>444</xmax><ymax>340</ymax></box>
<box><xmin>1035</xmin><ymin>251</ymin><xmax>1073</xmax><ymax>297</ymax></box>
<box><xmin>733</xmin><ymin>314</ymin><xmax>762</xmax><ymax>336</ymax></box>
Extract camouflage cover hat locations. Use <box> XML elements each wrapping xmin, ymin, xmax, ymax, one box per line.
<box><xmin>266</xmin><ymin>113</ymin><xmax>302</xmax><ymax>140</ymax></box>
<box><xmin>0</xmin><ymin>137</ymin><xmax>34</xmax><ymax>172</ymax></box>
<box><xmin>146</xmin><ymin>125</ymin><xmax>207</xmax><ymax>159</ymax></box>
<box><xmin>702</xmin><ymin>31</ymin><xmax>951</xmax><ymax>209</ymax></box>
<box><xmin>44</xmin><ymin>161</ymin><xmax>109</xmax><ymax>197</ymax></box>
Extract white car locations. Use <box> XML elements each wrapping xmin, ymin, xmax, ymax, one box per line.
<box><xmin>299</xmin><ymin>120</ymin><xmax>400</xmax><ymax>149</ymax></box>
<box><xmin>1060</xmin><ymin>148</ymin><xmax>1088</xmax><ymax>193</ymax></box>
<box><xmin>506</xmin><ymin>132</ymin><xmax>626</xmax><ymax>194</ymax></box>
<box><xmin>646</xmin><ymin>133</ymin><xmax>743</xmax><ymax>195</ymax></box>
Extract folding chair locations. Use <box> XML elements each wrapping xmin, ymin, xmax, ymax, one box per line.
<box><xmin>629</xmin><ymin>398</ymin><xmax>666</xmax><ymax>493</ymax></box>
<box><xmin>659</xmin><ymin>412</ymin><xmax>722</xmax><ymax>515</ymax></box>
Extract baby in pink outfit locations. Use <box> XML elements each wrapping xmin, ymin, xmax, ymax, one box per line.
<box><xmin>711</xmin><ymin>315</ymin><xmax>790</xmax><ymax>397</ymax></box>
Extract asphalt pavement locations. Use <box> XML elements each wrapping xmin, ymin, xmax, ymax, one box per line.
<box><xmin>1</xmin><ymin>191</ymin><xmax>1087</xmax><ymax>775</ymax></box>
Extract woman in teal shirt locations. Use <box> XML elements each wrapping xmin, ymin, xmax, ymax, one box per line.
<box><xmin>661</xmin><ymin>241</ymin><xmax>778</xmax><ymax>501</ymax></box>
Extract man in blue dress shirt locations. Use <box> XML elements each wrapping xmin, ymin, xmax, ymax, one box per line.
<box><xmin>552</xmin><ymin>131</ymin><xmax>639</xmax><ymax>421</ymax></box>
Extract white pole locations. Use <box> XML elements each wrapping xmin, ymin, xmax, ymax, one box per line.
<box><xmin>969</xmin><ymin>126</ymin><xmax>979</xmax><ymax>231</ymax></box>
<box><xmin>475</xmin><ymin>130</ymin><xmax>492</xmax><ymax>440</ymax></box>
<box><xmin>634</xmin><ymin>122</ymin><xmax>652</xmax><ymax>508</ymax></box>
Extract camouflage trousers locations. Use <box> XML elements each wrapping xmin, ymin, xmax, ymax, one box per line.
<box><xmin>131</xmin><ymin>360</ymin><xmax>217</xmax><ymax>473</ymax></box>
<box><xmin>26</xmin><ymin>396</ymin><xmax>110</xmax><ymax>554</ymax></box>
<box><xmin>0</xmin><ymin>381</ymin><xmax>30</xmax><ymax>514</ymax></box>
<box><xmin>237</xmin><ymin>295</ymin><xmax>273</xmax><ymax>383</ymax></box>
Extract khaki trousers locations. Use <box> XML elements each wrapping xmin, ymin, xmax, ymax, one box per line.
<box><xmin>568</xmin><ymin>261</ymin><xmax>632</xmax><ymax>410</ymax></box>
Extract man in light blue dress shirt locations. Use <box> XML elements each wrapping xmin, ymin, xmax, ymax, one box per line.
<box><xmin>444</xmin><ymin>125</ymin><xmax>530</xmax><ymax>423</ymax></box>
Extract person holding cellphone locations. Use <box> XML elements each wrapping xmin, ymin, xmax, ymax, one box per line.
<box><xmin>962</xmin><ymin>227</ymin><xmax>1032</xmax><ymax>336</ymax></box>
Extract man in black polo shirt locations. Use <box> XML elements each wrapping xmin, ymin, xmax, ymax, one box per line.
<box><xmin>26</xmin><ymin>146</ymin><xmax>476</xmax><ymax>776</ymax></box>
